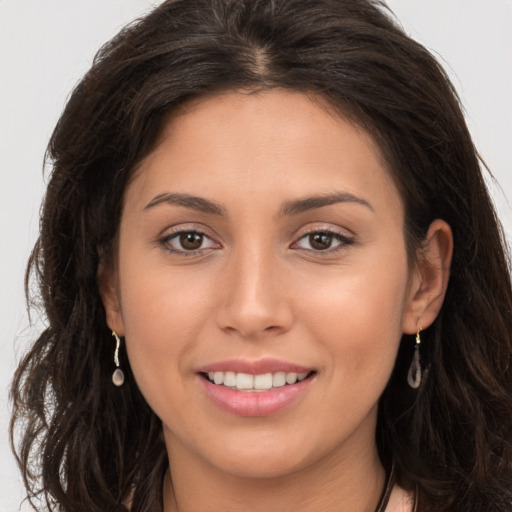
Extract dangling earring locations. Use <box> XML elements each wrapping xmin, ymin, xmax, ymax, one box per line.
<box><xmin>111</xmin><ymin>331</ymin><xmax>125</xmax><ymax>387</ymax></box>
<box><xmin>407</xmin><ymin>330</ymin><xmax>422</xmax><ymax>389</ymax></box>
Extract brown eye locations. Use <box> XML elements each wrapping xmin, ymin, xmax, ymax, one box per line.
<box><xmin>162</xmin><ymin>229</ymin><xmax>219</xmax><ymax>254</ymax></box>
<box><xmin>179</xmin><ymin>232</ymin><xmax>204</xmax><ymax>250</ymax></box>
<box><xmin>293</xmin><ymin>230</ymin><xmax>354</xmax><ymax>253</ymax></box>
<box><xmin>309</xmin><ymin>232</ymin><xmax>333</xmax><ymax>250</ymax></box>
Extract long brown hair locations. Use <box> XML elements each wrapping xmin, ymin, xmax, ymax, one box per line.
<box><xmin>11</xmin><ymin>1</ymin><xmax>512</xmax><ymax>510</ymax></box>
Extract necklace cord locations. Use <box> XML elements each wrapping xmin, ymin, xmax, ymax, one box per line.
<box><xmin>374</xmin><ymin>461</ymin><xmax>396</xmax><ymax>512</ymax></box>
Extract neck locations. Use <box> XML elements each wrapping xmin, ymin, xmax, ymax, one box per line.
<box><xmin>162</xmin><ymin>427</ymin><xmax>386</xmax><ymax>512</ymax></box>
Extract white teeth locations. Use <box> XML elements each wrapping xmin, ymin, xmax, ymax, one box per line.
<box><xmin>254</xmin><ymin>373</ymin><xmax>273</xmax><ymax>390</ymax></box>
<box><xmin>224</xmin><ymin>371</ymin><xmax>236</xmax><ymax>387</ymax></box>
<box><xmin>285</xmin><ymin>372</ymin><xmax>298</xmax><ymax>385</ymax></box>
<box><xmin>235</xmin><ymin>373</ymin><xmax>254</xmax><ymax>390</ymax></box>
<box><xmin>206</xmin><ymin>370</ymin><xmax>311</xmax><ymax>390</ymax></box>
<box><xmin>272</xmin><ymin>372</ymin><xmax>287</xmax><ymax>388</ymax></box>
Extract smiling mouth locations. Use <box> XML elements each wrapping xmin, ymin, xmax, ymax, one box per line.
<box><xmin>201</xmin><ymin>371</ymin><xmax>315</xmax><ymax>392</ymax></box>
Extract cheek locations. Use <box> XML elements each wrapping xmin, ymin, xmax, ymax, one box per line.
<box><xmin>297</xmin><ymin>251</ymin><xmax>410</xmax><ymax>378</ymax></box>
<box><xmin>296</xmin><ymin>270</ymin><xmax>408</xmax><ymax>438</ymax></box>
<box><xmin>116</xmin><ymin>252</ymin><xmax>218</xmax><ymax>407</ymax></box>
<box><xmin>120</xmin><ymin>244</ymin><xmax>216</xmax><ymax>331</ymax></box>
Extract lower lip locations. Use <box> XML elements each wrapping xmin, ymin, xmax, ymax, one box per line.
<box><xmin>199</xmin><ymin>375</ymin><xmax>313</xmax><ymax>417</ymax></box>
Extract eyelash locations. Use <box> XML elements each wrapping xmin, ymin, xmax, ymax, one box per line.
<box><xmin>292</xmin><ymin>229</ymin><xmax>355</xmax><ymax>254</ymax></box>
<box><xmin>159</xmin><ymin>227</ymin><xmax>219</xmax><ymax>256</ymax></box>
<box><xmin>159</xmin><ymin>228</ymin><xmax>354</xmax><ymax>255</ymax></box>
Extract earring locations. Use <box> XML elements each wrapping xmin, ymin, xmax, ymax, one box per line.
<box><xmin>111</xmin><ymin>331</ymin><xmax>125</xmax><ymax>387</ymax></box>
<box><xmin>407</xmin><ymin>330</ymin><xmax>422</xmax><ymax>389</ymax></box>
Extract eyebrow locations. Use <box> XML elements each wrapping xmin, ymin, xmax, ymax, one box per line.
<box><xmin>144</xmin><ymin>192</ymin><xmax>226</xmax><ymax>215</ymax></box>
<box><xmin>280</xmin><ymin>192</ymin><xmax>373</xmax><ymax>216</ymax></box>
<box><xmin>143</xmin><ymin>191</ymin><xmax>373</xmax><ymax>216</ymax></box>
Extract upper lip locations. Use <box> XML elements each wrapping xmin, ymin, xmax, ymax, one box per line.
<box><xmin>197</xmin><ymin>358</ymin><xmax>314</xmax><ymax>375</ymax></box>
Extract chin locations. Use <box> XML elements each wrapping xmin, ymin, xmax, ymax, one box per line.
<box><xmin>201</xmin><ymin>431</ymin><xmax>323</xmax><ymax>480</ymax></box>
<box><xmin>217</xmin><ymin>453</ymin><xmax>308</xmax><ymax>480</ymax></box>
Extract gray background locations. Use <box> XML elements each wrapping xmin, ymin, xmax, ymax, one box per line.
<box><xmin>1</xmin><ymin>1</ymin><xmax>510</xmax><ymax>510</ymax></box>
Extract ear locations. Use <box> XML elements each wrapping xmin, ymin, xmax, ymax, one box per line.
<box><xmin>402</xmin><ymin>219</ymin><xmax>453</xmax><ymax>334</ymax></box>
<box><xmin>97</xmin><ymin>258</ymin><xmax>125</xmax><ymax>336</ymax></box>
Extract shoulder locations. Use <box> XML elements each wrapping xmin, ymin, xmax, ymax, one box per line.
<box><xmin>387</xmin><ymin>483</ymin><xmax>416</xmax><ymax>512</ymax></box>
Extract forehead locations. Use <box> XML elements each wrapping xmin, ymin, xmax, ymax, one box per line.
<box><xmin>159</xmin><ymin>90</ymin><xmax>387</xmax><ymax>166</ymax></box>
<box><xmin>127</xmin><ymin>89</ymin><xmax>401</xmax><ymax>218</ymax></box>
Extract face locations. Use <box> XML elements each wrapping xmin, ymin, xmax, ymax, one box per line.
<box><xmin>103</xmin><ymin>90</ymin><xmax>420</xmax><ymax>480</ymax></box>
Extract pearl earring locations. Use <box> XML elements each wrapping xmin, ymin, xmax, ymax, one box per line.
<box><xmin>111</xmin><ymin>331</ymin><xmax>125</xmax><ymax>387</ymax></box>
<box><xmin>407</xmin><ymin>330</ymin><xmax>422</xmax><ymax>389</ymax></box>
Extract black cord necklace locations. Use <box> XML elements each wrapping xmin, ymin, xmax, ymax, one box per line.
<box><xmin>373</xmin><ymin>462</ymin><xmax>396</xmax><ymax>512</ymax></box>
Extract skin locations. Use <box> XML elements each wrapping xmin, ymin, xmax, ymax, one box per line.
<box><xmin>100</xmin><ymin>90</ymin><xmax>452</xmax><ymax>512</ymax></box>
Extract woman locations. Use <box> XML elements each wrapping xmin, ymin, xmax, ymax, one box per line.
<box><xmin>10</xmin><ymin>0</ymin><xmax>512</xmax><ymax>511</ymax></box>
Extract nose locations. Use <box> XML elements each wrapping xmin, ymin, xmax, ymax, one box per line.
<box><xmin>215</xmin><ymin>246</ymin><xmax>294</xmax><ymax>340</ymax></box>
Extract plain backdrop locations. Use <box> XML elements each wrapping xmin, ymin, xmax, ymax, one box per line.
<box><xmin>1</xmin><ymin>1</ymin><xmax>511</xmax><ymax>510</ymax></box>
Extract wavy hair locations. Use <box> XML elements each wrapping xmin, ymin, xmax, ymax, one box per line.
<box><xmin>11</xmin><ymin>0</ymin><xmax>512</xmax><ymax>510</ymax></box>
